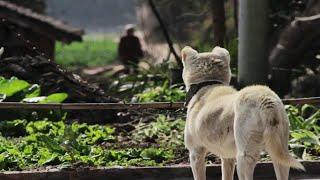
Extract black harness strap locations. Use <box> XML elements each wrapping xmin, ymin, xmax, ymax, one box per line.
<box><xmin>185</xmin><ymin>80</ymin><xmax>225</xmax><ymax>107</ymax></box>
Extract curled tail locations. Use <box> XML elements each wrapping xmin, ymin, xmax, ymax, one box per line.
<box><xmin>263</xmin><ymin>106</ymin><xmax>305</xmax><ymax>171</ymax></box>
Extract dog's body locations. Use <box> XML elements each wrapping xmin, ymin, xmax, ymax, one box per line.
<box><xmin>181</xmin><ymin>46</ymin><xmax>304</xmax><ymax>180</ymax></box>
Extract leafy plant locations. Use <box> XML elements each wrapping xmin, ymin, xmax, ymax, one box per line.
<box><xmin>0</xmin><ymin>77</ymin><xmax>30</xmax><ymax>101</ymax></box>
<box><xmin>0</xmin><ymin>118</ymin><xmax>177</xmax><ymax>170</ymax></box>
<box><xmin>0</xmin><ymin>104</ymin><xmax>319</xmax><ymax>171</ymax></box>
<box><xmin>0</xmin><ymin>76</ymin><xmax>69</xmax><ymax>122</ymax></box>
<box><xmin>132</xmin><ymin>114</ymin><xmax>185</xmax><ymax>146</ymax></box>
<box><xmin>286</xmin><ymin>105</ymin><xmax>320</xmax><ymax>159</ymax></box>
<box><xmin>0</xmin><ymin>119</ymin><xmax>27</xmax><ymax>137</ymax></box>
<box><xmin>0</xmin><ymin>76</ymin><xmax>68</xmax><ymax>103</ymax></box>
<box><xmin>140</xmin><ymin>148</ymin><xmax>174</xmax><ymax>163</ymax></box>
<box><xmin>135</xmin><ymin>81</ymin><xmax>185</xmax><ymax>102</ymax></box>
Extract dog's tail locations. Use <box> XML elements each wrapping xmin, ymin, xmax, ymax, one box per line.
<box><xmin>263</xmin><ymin>105</ymin><xmax>305</xmax><ymax>171</ymax></box>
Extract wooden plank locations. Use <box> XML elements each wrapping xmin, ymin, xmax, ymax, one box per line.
<box><xmin>0</xmin><ymin>161</ymin><xmax>319</xmax><ymax>180</ymax></box>
<box><xmin>0</xmin><ymin>97</ymin><xmax>319</xmax><ymax>110</ymax></box>
<box><xmin>282</xmin><ymin>97</ymin><xmax>320</xmax><ymax>105</ymax></box>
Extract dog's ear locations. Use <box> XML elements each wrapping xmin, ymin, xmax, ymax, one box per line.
<box><xmin>181</xmin><ymin>46</ymin><xmax>198</xmax><ymax>61</ymax></box>
<box><xmin>212</xmin><ymin>46</ymin><xmax>229</xmax><ymax>57</ymax></box>
<box><xmin>212</xmin><ymin>46</ymin><xmax>230</xmax><ymax>63</ymax></box>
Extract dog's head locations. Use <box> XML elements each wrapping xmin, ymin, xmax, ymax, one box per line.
<box><xmin>181</xmin><ymin>46</ymin><xmax>231</xmax><ymax>90</ymax></box>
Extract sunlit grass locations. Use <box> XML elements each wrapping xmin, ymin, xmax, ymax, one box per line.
<box><xmin>55</xmin><ymin>36</ymin><xmax>118</xmax><ymax>68</ymax></box>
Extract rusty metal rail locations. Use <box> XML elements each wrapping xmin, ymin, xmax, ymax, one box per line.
<box><xmin>0</xmin><ymin>102</ymin><xmax>184</xmax><ymax>110</ymax></box>
<box><xmin>0</xmin><ymin>97</ymin><xmax>319</xmax><ymax>110</ymax></box>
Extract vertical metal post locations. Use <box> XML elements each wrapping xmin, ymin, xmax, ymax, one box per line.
<box><xmin>238</xmin><ymin>0</ymin><xmax>269</xmax><ymax>86</ymax></box>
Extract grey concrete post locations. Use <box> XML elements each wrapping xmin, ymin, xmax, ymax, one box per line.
<box><xmin>238</xmin><ymin>0</ymin><xmax>269</xmax><ymax>86</ymax></box>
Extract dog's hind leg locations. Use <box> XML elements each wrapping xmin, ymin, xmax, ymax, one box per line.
<box><xmin>273</xmin><ymin>162</ymin><xmax>289</xmax><ymax>180</ymax></box>
<box><xmin>234</xmin><ymin>112</ymin><xmax>263</xmax><ymax>180</ymax></box>
<box><xmin>222</xmin><ymin>158</ymin><xmax>236</xmax><ymax>180</ymax></box>
<box><xmin>236</xmin><ymin>151</ymin><xmax>259</xmax><ymax>180</ymax></box>
<box><xmin>190</xmin><ymin>147</ymin><xmax>207</xmax><ymax>180</ymax></box>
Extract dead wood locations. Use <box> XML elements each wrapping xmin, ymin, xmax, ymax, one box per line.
<box><xmin>0</xmin><ymin>55</ymin><xmax>120</xmax><ymax>123</ymax></box>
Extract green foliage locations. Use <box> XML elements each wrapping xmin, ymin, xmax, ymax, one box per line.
<box><xmin>0</xmin><ymin>118</ymin><xmax>177</xmax><ymax>170</ymax></box>
<box><xmin>132</xmin><ymin>114</ymin><xmax>185</xmax><ymax>147</ymax></box>
<box><xmin>108</xmin><ymin>61</ymin><xmax>183</xmax><ymax>101</ymax></box>
<box><xmin>0</xmin><ymin>119</ymin><xmax>27</xmax><ymax>137</ymax></box>
<box><xmin>286</xmin><ymin>105</ymin><xmax>320</xmax><ymax>159</ymax></box>
<box><xmin>0</xmin><ymin>105</ymin><xmax>319</xmax><ymax>171</ymax></box>
<box><xmin>25</xmin><ymin>85</ymin><xmax>41</xmax><ymax>98</ymax></box>
<box><xmin>0</xmin><ymin>77</ymin><xmax>30</xmax><ymax>100</ymax></box>
<box><xmin>0</xmin><ymin>76</ymin><xmax>69</xmax><ymax>123</ymax></box>
<box><xmin>56</xmin><ymin>37</ymin><xmax>118</xmax><ymax>68</ymax></box>
<box><xmin>140</xmin><ymin>148</ymin><xmax>174</xmax><ymax>163</ymax></box>
<box><xmin>135</xmin><ymin>81</ymin><xmax>185</xmax><ymax>102</ymax></box>
<box><xmin>39</xmin><ymin>93</ymin><xmax>68</xmax><ymax>103</ymax></box>
<box><xmin>0</xmin><ymin>76</ymin><xmax>68</xmax><ymax>103</ymax></box>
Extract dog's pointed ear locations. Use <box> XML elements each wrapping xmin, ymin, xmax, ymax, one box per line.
<box><xmin>212</xmin><ymin>46</ymin><xmax>230</xmax><ymax>63</ymax></box>
<box><xmin>181</xmin><ymin>46</ymin><xmax>198</xmax><ymax>61</ymax></box>
<box><xmin>212</xmin><ymin>46</ymin><xmax>229</xmax><ymax>56</ymax></box>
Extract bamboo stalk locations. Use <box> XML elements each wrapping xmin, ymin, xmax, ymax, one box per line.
<box><xmin>0</xmin><ymin>97</ymin><xmax>319</xmax><ymax>110</ymax></box>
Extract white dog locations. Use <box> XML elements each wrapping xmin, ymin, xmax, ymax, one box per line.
<box><xmin>181</xmin><ymin>46</ymin><xmax>304</xmax><ymax>180</ymax></box>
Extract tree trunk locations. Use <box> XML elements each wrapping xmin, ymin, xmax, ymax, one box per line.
<box><xmin>233</xmin><ymin>0</ymin><xmax>239</xmax><ymax>34</ymax></box>
<box><xmin>238</xmin><ymin>0</ymin><xmax>269</xmax><ymax>87</ymax></box>
<box><xmin>210</xmin><ymin>0</ymin><xmax>226</xmax><ymax>47</ymax></box>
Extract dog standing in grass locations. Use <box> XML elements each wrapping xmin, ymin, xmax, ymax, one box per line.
<box><xmin>181</xmin><ymin>46</ymin><xmax>304</xmax><ymax>180</ymax></box>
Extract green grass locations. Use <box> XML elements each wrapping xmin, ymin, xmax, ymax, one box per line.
<box><xmin>55</xmin><ymin>37</ymin><xmax>118</xmax><ymax>68</ymax></box>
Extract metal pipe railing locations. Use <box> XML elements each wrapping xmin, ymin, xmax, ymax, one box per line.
<box><xmin>0</xmin><ymin>97</ymin><xmax>319</xmax><ymax>110</ymax></box>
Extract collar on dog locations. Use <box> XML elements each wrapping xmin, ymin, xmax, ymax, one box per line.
<box><xmin>185</xmin><ymin>80</ymin><xmax>225</xmax><ymax>107</ymax></box>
